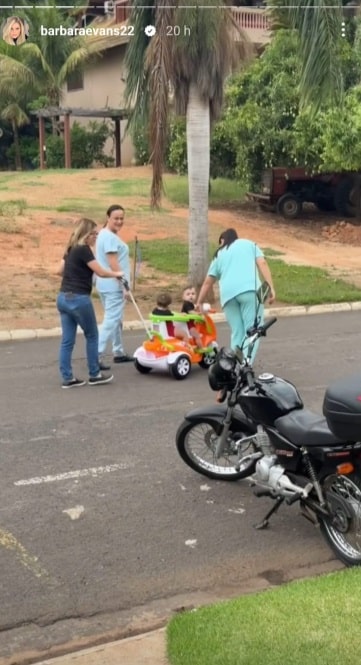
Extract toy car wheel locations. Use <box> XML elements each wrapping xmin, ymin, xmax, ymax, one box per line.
<box><xmin>134</xmin><ymin>359</ymin><xmax>152</xmax><ymax>374</ymax></box>
<box><xmin>276</xmin><ymin>194</ymin><xmax>302</xmax><ymax>219</ymax></box>
<box><xmin>170</xmin><ymin>354</ymin><xmax>191</xmax><ymax>380</ymax></box>
<box><xmin>198</xmin><ymin>353</ymin><xmax>217</xmax><ymax>369</ymax></box>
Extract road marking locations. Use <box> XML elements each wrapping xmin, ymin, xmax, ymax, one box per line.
<box><xmin>14</xmin><ymin>463</ymin><xmax>131</xmax><ymax>486</ymax></box>
<box><xmin>0</xmin><ymin>528</ymin><xmax>49</xmax><ymax>579</ymax></box>
<box><xmin>228</xmin><ymin>507</ymin><xmax>245</xmax><ymax>514</ymax></box>
<box><xmin>63</xmin><ymin>505</ymin><xmax>84</xmax><ymax>520</ymax></box>
<box><xmin>185</xmin><ymin>539</ymin><xmax>197</xmax><ymax>548</ymax></box>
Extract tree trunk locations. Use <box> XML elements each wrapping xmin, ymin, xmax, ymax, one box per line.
<box><xmin>12</xmin><ymin>120</ymin><xmax>22</xmax><ymax>171</ymax></box>
<box><xmin>187</xmin><ymin>83</ymin><xmax>210</xmax><ymax>288</ymax></box>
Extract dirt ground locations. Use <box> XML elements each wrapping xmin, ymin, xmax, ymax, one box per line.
<box><xmin>1</xmin><ymin>165</ymin><xmax>361</xmax><ymax>331</ymax></box>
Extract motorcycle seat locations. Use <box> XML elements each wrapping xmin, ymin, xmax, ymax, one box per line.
<box><xmin>274</xmin><ymin>409</ymin><xmax>345</xmax><ymax>446</ymax></box>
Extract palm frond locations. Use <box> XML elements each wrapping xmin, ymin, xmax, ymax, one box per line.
<box><xmin>57</xmin><ymin>46</ymin><xmax>98</xmax><ymax>85</ymax></box>
<box><xmin>124</xmin><ymin>1</ymin><xmax>155</xmax><ymax>130</ymax></box>
<box><xmin>0</xmin><ymin>53</ymin><xmax>36</xmax><ymax>90</ymax></box>
<box><xmin>0</xmin><ymin>103</ymin><xmax>29</xmax><ymax>127</ymax></box>
<box><xmin>173</xmin><ymin>0</ymin><xmax>252</xmax><ymax>121</ymax></box>
<box><xmin>268</xmin><ymin>0</ymin><xmax>344</xmax><ymax>109</ymax></box>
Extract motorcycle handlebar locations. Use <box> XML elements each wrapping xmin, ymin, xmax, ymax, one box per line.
<box><xmin>262</xmin><ymin>316</ymin><xmax>277</xmax><ymax>332</ymax></box>
<box><xmin>244</xmin><ymin>367</ymin><xmax>256</xmax><ymax>390</ymax></box>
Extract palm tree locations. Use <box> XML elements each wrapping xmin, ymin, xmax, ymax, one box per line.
<box><xmin>0</xmin><ymin>2</ymin><xmax>101</xmax><ymax>134</ymax></box>
<box><xmin>267</xmin><ymin>0</ymin><xmax>344</xmax><ymax>110</ymax></box>
<box><xmin>125</xmin><ymin>0</ymin><xmax>251</xmax><ymax>286</ymax></box>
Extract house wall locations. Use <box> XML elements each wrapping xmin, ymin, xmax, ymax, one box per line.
<box><xmin>62</xmin><ymin>44</ymin><xmax>135</xmax><ymax>166</ymax></box>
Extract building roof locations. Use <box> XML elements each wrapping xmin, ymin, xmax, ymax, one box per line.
<box><xmin>82</xmin><ymin>16</ymin><xmax>131</xmax><ymax>51</ymax></box>
<box><xmin>30</xmin><ymin>107</ymin><xmax>129</xmax><ymax>119</ymax></box>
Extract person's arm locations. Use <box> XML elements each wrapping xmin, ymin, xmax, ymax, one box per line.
<box><xmin>56</xmin><ymin>258</ymin><xmax>65</xmax><ymax>276</ymax></box>
<box><xmin>256</xmin><ymin>256</ymin><xmax>276</xmax><ymax>304</ymax></box>
<box><xmin>87</xmin><ymin>258</ymin><xmax>123</xmax><ymax>279</ymax></box>
<box><xmin>196</xmin><ymin>275</ymin><xmax>216</xmax><ymax>308</ymax></box>
<box><xmin>106</xmin><ymin>252</ymin><xmax>121</xmax><ymax>272</ymax></box>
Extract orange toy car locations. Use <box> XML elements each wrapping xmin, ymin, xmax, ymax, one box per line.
<box><xmin>133</xmin><ymin>310</ymin><xmax>219</xmax><ymax>380</ymax></box>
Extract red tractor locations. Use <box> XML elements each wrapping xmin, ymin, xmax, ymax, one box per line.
<box><xmin>247</xmin><ymin>167</ymin><xmax>360</xmax><ymax>219</ymax></box>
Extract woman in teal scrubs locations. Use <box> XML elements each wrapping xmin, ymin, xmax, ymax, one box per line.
<box><xmin>196</xmin><ymin>228</ymin><xmax>275</xmax><ymax>362</ymax></box>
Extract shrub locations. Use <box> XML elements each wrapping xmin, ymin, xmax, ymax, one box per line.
<box><xmin>45</xmin><ymin>121</ymin><xmax>113</xmax><ymax>168</ymax></box>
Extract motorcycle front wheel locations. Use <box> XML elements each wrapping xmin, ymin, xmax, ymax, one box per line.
<box><xmin>175</xmin><ymin>420</ymin><xmax>257</xmax><ymax>481</ymax></box>
<box><xmin>319</xmin><ymin>474</ymin><xmax>361</xmax><ymax>566</ymax></box>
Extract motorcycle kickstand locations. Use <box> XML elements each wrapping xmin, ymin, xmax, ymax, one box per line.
<box><xmin>254</xmin><ymin>497</ymin><xmax>285</xmax><ymax>530</ymax></box>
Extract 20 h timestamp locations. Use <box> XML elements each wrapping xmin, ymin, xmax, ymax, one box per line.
<box><xmin>166</xmin><ymin>25</ymin><xmax>191</xmax><ymax>36</ymax></box>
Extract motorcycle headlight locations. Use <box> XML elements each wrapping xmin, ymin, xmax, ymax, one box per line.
<box><xmin>208</xmin><ymin>347</ymin><xmax>237</xmax><ymax>391</ymax></box>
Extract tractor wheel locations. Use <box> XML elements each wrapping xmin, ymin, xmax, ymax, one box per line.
<box><xmin>334</xmin><ymin>176</ymin><xmax>358</xmax><ymax>218</ymax></box>
<box><xmin>276</xmin><ymin>194</ymin><xmax>302</xmax><ymax>219</ymax></box>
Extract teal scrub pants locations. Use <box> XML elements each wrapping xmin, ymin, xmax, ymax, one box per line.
<box><xmin>222</xmin><ymin>290</ymin><xmax>264</xmax><ymax>362</ymax></box>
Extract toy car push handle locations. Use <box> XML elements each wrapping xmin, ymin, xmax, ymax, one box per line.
<box><xmin>119</xmin><ymin>277</ymin><xmax>130</xmax><ymax>291</ymax></box>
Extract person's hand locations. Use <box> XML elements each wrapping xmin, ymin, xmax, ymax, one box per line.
<box><xmin>124</xmin><ymin>290</ymin><xmax>131</xmax><ymax>301</ymax></box>
<box><xmin>268</xmin><ymin>288</ymin><xmax>276</xmax><ymax>305</ymax></box>
<box><xmin>115</xmin><ymin>271</ymin><xmax>124</xmax><ymax>279</ymax></box>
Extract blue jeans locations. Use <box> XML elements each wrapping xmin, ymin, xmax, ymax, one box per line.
<box><xmin>223</xmin><ymin>291</ymin><xmax>264</xmax><ymax>363</ymax></box>
<box><xmin>98</xmin><ymin>291</ymin><xmax>125</xmax><ymax>357</ymax></box>
<box><xmin>57</xmin><ymin>292</ymin><xmax>99</xmax><ymax>381</ymax></box>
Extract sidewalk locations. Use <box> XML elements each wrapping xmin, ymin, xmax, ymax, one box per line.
<box><xmin>1</xmin><ymin>301</ymin><xmax>361</xmax><ymax>341</ymax></box>
<box><xmin>36</xmin><ymin>629</ymin><xmax>168</xmax><ymax>665</ymax></box>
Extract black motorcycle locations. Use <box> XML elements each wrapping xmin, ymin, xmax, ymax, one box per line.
<box><xmin>176</xmin><ymin>301</ymin><xmax>361</xmax><ymax>566</ymax></box>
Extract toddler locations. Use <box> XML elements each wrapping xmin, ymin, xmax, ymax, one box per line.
<box><xmin>174</xmin><ymin>285</ymin><xmax>203</xmax><ymax>348</ymax></box>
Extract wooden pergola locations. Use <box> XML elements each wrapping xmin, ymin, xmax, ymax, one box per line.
<box><xmin>30</xmin><ymin>107</ymin><xmax>129</xmax><ymax>169</ymax></box>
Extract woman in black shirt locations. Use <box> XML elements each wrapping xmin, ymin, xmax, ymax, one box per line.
<box><xmin>57</xmin><ymin>218</ymin><xmax>124</xmax><ymax>388</ymax></box>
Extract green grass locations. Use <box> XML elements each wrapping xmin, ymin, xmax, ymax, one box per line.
<box><xmin>162</xmin><ymin>176</ymin><xmax>246</xmax><ymax>206</ymax></box>
<box><xmin>133</xmin><ymin>239</ymin><xmax>361</xmax><ymax>305</ymax></box>
<box><xmin>269</xmin><ymin>259</ymin><xmax>361</xmax><ymax>305</ymax></box>
<box><xmin>104</xmin><ymin>175</ymin><xmax>246</xmax><ymax>207</ymax></box>
<box><xmin>103</xmin><ymin>178</ymin><xmax>153</xmax><ymax>199</ymax></box>
<box><xmin>55</xmin><ymin>199</ymin><xmax>105</xmax><ymax>214</ymax></box>
<box><xmin>0</xmin><ymin>199</ymin><xmax>27</xmax><ymax>216</ymax></box>
<box><xmin>167</xmin><ymin>569</ymin><xmax>361</xmax><ymax>665</ymax></box>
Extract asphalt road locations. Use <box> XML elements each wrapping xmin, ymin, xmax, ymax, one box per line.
<box><xmin>1</xmin><ymin>311</ymin><xmax>360</xmax><ymax>661</ymax></box>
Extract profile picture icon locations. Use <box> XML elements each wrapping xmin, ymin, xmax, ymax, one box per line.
<box><xmin>2</xmin><ymin>16</ymin><xmax>29</xmax><ymax>46</ymax></box>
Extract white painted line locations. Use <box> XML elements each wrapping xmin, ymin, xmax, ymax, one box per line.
<box><xmin>185</xmin><ymin>539</ymin><xmax>197</xmax><ymax>548</ymax></box>
<box><xmin>62</xmin><ymin>505</ymin><xmax>85</xmax><ymax>520</ymax></box>
<box><xmin>14</xmin><ymin>463</ymin><xmax>131</xmax><ymax>486</ymax></box>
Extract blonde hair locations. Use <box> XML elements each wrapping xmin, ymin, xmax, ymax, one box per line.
<box><xmin>65</xmin><ymin>218</ymin><xmax>97</xmax><ymax>253</ymax></box>
<box><xmin>2</xmin><ymin>16</ymin><xmax>27</xmax><ymax>45</ymax></box>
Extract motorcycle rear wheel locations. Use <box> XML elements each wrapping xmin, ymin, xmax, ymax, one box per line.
<box><xmin>319</xmin><ymin>474</ymin><xmax>361</xmax><ymax>566</ymax></box>
<box><xmin>175</xmin><ymin>420</ymin><xmax>257</xmax><ymax>481</ymax></box>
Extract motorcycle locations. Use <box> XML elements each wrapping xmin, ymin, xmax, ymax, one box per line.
<box><xmin>175</xmin><ymin>288</ymin><xmax>361</xmax><ymax>566</ymax></box>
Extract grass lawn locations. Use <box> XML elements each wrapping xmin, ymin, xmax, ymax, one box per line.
<box><xmin>167</xmin><ymin>568</ymin><xmax>361</xmax><ymax>665</ymax></box>
<box><xmin>134</xmin><ymin>239</ymin><xmax>361</xmax><ymax>306</ymax></box>
<box><xmin>105</xmin><ymin>175</ymin><xmax>246</xmax><ymax>207</ymax></box>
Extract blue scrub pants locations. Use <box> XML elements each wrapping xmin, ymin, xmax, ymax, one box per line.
<box><xmin>222</xmin><ymin>290</ymin><xmax>264</xmax><ymax>363</ymax></box>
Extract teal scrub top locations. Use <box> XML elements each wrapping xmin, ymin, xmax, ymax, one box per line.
<box><xmin>207</xmin><ymin>239</ymin><xmax>263</xmax><ymax>307</ymax></box>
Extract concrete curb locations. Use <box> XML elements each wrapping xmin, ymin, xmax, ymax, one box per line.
<box><xmin>1</xmin><ymin>302</ymin><xmax>361</xmax><ymax>342</ymax></box>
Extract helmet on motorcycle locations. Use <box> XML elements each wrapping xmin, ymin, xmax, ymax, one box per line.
<box><xmin>208</xmin><ymin>347</ymin><xmax>237</xmax><ymax>391</ymax></box>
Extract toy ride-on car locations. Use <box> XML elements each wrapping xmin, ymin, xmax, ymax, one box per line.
<box><xmin>133</xmin><ymin>310</ymin><xmax>218</xmax><ymax>380</ymax></box>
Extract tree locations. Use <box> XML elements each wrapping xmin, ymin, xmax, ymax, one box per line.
<box><xmin>124</xmin><ymin>0</ymin><xmax>252</xmax><ymax>286</ymax></box>
<box><xmin>267</xmin><ymin>0</ymin><xmax>344</xmax><ymax>110</ymax></box>
<box><xmin>0</xmin><ymin>2</ymin><xmax>101</xmax><ymax>135</ymax></box>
